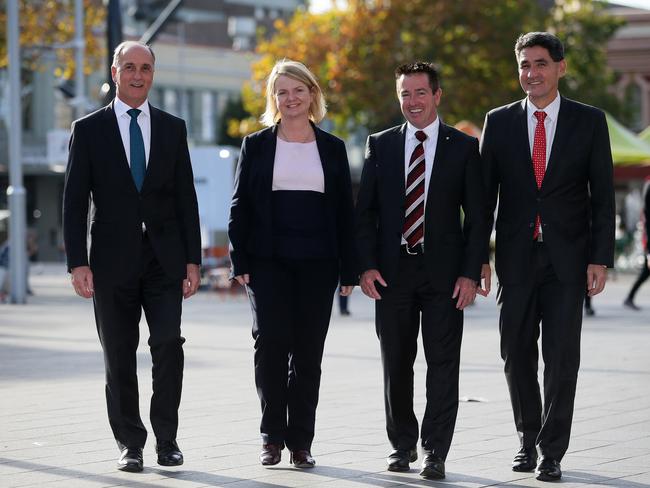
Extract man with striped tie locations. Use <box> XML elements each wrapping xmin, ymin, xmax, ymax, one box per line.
<box><xmin>356</xmin><ymin>62</ymin><xmax>488</xmax><ymax>479</ymax></box>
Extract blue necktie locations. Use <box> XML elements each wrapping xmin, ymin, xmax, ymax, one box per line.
<box><xmin>127</xmin><ymin>108</ymin><xmax>146</xmax><ymax>192</ymax></box>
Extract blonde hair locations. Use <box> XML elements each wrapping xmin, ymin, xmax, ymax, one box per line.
<box><xmin>260</xmin><ymin>60</ymin><xmax>327</xmax><ymax>127</ymax></box>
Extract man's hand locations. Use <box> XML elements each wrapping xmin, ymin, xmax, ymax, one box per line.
<box><xmin>234</xmin><ymin>274</ymin><xmax>250</xmax><ymax>286</ymax></box>
<box><xmin>452</xmin><ymin>276</ymin><xmax>478</xmax><ymax>310</ymax></box>
<box><xmin>183</xmin><ymin>264</ymin><xmax>201</xmax><ymax>299</ymax></box>
<box><xmin>71</xmin><ymin>266</ymin><xmax>94</xmax><ymax>298</ymax></box>
<box><xmin>477</xmin><ymin>263</ymin><xmax>492</xmax><ymax>297</ymax></box>
<box><xmin>340</xmin><ymin>285</ymin><xmax>354</xmax><ymax>296</ymax></box>
<box><xmin>586</xmin><ymin>264</ymin><xmax>607</xmax><ymax>297</ymax></box>
<box><xmin>360</xmin><ymin>269</ymin><xmax>387</xmax><ymax>300</ymax></box>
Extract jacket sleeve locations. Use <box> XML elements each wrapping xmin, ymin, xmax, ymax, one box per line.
<box><xmin>587</xmin><ymin>110</ymin><xmax>615</xmax><ymax>267</ymax></box>
<box><xmin>228</xmin><ymin>136</ymin><xmax>252</xmax><ymax>278</ymax></box>
<box><xmin>174</xmin><ymin>120</ymin><xmax>202</xmax><ymax>266</ymax></box>
<box><xmin>355</xmin><ymin>135</ymin><xmax>380</xmax><ymax>273</ymax></box>
<box><xmin>479</xmin><ymin>112</ymin><xmax>499</xmax><ymax>265</ymax></box>
<box><xmin>460</xmin><ymin>137</ymin><xmax>488</xmax><ymax>281</ymax></box>
<box><xmin>335</xmin><ymin>139</ymin><xmax>359</xmax><ymax>285</ymax></box>
<box><xmin>62</xmin><ymin>120</ymin><xmax>91</xmax><ymax>272</ymax></box>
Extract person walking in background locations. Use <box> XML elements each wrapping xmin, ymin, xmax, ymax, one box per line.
<box><xmin>355</xmin><ymin>62</ymin><xmax>488</xmax><ymax>480</ymax></box>
<box><xmin>480</xmin><ymin>32</ymin><xmax>615</xmax><ymax>481</ymax></box>
<box><xmin>228</xmin><ymin>60</ymin><xmax>356</xmax><ymax>468</ymax></box>
<box><xmin>63</xmin><ymin>41</ymin><xmax>201</xmax><ymax>473</ymax></box>
<box><xmin>624</xmin><ymin>178</ymin><xmax>650</xmax><ymax>310</ymax></box>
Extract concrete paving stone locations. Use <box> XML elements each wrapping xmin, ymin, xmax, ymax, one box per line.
<box><xmin>2</xmin><ymin>266</ymin><xmax>650</xmax><ymax>487</ymax></box>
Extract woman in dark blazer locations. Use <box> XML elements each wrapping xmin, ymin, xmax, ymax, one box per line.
<box><xmin>228</xmin><ymin>60</ymin><xmax>356</xmax><ymax>468</ymax></box>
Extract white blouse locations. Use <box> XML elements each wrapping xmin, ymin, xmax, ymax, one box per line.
<box><xmin>272</xmin><ymin>138</ymin><xmax>324</xmax><ymax>193</ymax></box>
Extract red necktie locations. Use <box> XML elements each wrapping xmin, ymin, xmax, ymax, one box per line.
<box><xmin>532</xmin><ymin>111</ymin><xmax>547</xmax><ymax>239</ymax></box>
<box><xmin>403</xmin><ymin>130</ymin><xmax>427</xmax><ymax>248</ymax></box>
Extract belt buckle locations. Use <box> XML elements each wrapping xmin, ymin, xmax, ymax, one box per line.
<box><xmin>406</xmin><ymin>243</ymin><xmax>423</xmax><ymax>255</ymax></box>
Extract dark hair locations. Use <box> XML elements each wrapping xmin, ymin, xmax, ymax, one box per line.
<box><xmin>514</xmin><ymin>32</ymin><xmax>564</xmax><ymax>62</ymax></box>
<box><xmin>395</xmin><ymin>62</ymin><xmax>440</xmax><ymax>92</ymax></box>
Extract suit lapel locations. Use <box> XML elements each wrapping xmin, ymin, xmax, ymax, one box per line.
<box><xmin>260</xmin><ymin>125</ymin><xmax>278</xmax><ymax>196</ymax></box>
<box><xmin>515</xmin><ymin>100</ymin><xmax>539</xmax><ymax>190</ymax></box>
<box><xmin>314</xmin><ymin>124</ymin><xmax>334</xmax><ymax>198</ymax></box>
<box><xmin>395</xmin><ymin>124</ymin><xmax>407</xmax><ymax>193</ymax></box>
<box><xmin>142</xmin><ymin>104</ymin><xmax>161</xmax><ymax>194</ymax></box>
<box><xmin>104</xmin><ymin>101</ymin><xmax>138</xmax><ymax>193</ymax></box>
<box><xmin>544</xmin><ymin>97</ymin><xmax>574</xmax><ymax>188</ymax></box>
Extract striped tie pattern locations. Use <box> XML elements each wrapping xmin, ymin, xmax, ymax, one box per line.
<box><xmin>532</xmin><ymin>110</ymin><xmax>547</xmax><ymax>239</ymax></box>
<box><xmin>403</xmin><ymin>130</ymin><xmax>427</xmax><ymax>248</ymax></box>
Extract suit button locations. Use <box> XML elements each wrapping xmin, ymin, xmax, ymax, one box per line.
<box><xmin>536</xmin><ymin>198</ymin><xmax>541</xmax><ymax>202</ymax></box>
<box><xmin>529</xmin><ymin>222</ymin><xmax>534</xmax><ymax>228</ymax></box>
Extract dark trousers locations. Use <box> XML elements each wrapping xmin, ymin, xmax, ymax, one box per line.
<box><xmin>375</xmin><ymin>253</ymin><xmax>463</xmax><ymax>460</ymax></box>
<box><xmin>497</xmin><ymin>242</ymin><xmax>584</xmax><ymax>461</ymax></box>
<box><xmin>92</xmin><ymin>234</ymin><xmax>184</xmax><ymax>449</ymax></box>
<box><xmin>626</xmin><ymin>254</ymin><xmax>649</xmax><ymax>301</ymax></box>
<box><xmin>246</xmin><ymin>256</ymin><xmax>338</xmax><ymax>451</ymax></box>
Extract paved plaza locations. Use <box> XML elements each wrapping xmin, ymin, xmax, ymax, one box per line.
<box><xmin>1</xmin><ymin>263</ymin><xmax>649</xmax><ymax>487</ymax></box>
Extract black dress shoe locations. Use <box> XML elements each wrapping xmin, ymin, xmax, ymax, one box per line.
<box><xmin>117</xmin><ymin>447</ymin><xmax>143</xmax><ymax>472</ymax></box>
<box><xmin>260</xmin><ymin>444</ymin><xmax>282</xmax><ymax>466</ymax></box>
<box><xmin>156</xmin><ymin>440</ymin><xmax>183</xmax><ymax>466</ymax></box>
<box><xmin>420</xmin><ymin>452</ymin><xmax>445</xmax><ymax>480</ymax></box>
<box><xmin>290</xmin><ymin>449</ymin><xmax>316</xmax><ymax>468</ymax></box>
<box><xmin>536</xmin><ymin>457</ymin><xmax>562</xmax><ymax>481</ymax></box>
<box><xmin>512</xmin><ymin>447</ymin><xmax>537</xmax><ymax>472</ymax></box>
<box><xmin>386</xmin><ymin>448</ymin><xmax>417</xmax><ymax>472</ymax></box>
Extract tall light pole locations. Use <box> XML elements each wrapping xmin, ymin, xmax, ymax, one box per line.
<box><xmin>73</xmin><ymin>0</ymin><xmax>86</xmax><ymax>119</ymax></box>
<box><xmin>6</xmin><ymin>0</ymin><xmax>27</xmax><ymax>304</ymax></box>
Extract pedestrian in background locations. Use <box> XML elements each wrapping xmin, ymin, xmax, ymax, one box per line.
<box><xmin>624</xmin><ymin>178</ymin><xmax>650</xmax><ymax>310</ymax></box>
<box><xmin>228</xmin><ymin>60</ymin><xmax>356</xmax><ymax>468</ymax></box>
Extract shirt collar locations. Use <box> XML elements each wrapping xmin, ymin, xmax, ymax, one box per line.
<box><xmin>406</xmin><ymin>116</ymin><xmax>440</xmax><ymax>143</ymax></box>
<box><xmin>114</xmin><ymin>97</ymin><xmax>150</xmax><ymax>118</ymax></box>
<box><xmin>524</xmin><ymin>92</ymin><xmax>561</xmax><ymax>122</ymax></box>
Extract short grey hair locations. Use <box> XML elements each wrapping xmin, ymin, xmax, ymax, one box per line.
<box><xmin>112</xmin><ymin>41</ymin><xmax>156</xmax><ymax>67</ymax></box>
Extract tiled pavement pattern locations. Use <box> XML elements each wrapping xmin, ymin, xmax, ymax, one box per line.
<box><xmin>1</xmin><ymin>264</ymin><xmax>649</xmax><ymax>487</ymax></box>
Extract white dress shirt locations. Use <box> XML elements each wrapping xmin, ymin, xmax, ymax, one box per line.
<box><xmin>114</xmin><ymin>97</ymin><xmax>151</xmax><ymax>167</ymax></box>
<box><xmin>402</xmin><ymin>117</ymin><xmax>440</xmax><ymax>245</ymax></box>
<box><xmin>525</xmin><ymin>92</ymin><xmax>561</xmax><ymax>168</ymax></box>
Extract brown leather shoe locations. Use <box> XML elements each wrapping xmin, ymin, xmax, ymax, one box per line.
<box><xmin>290</xmin><ymin>449</ymin><xmax>316</xmax><ymax>468</ymax></box>
<box><xmin>260</xmin><ymin>444</ymin><xmax>282</xmax><ymax>466</ymax></box>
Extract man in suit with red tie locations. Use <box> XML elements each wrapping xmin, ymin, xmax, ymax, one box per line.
<box><xmin>356</xmin><ymin>62</ymin><xmax>488</xmax><ymax>480</ymax></box>
<box><xmin>480</xmin><ymin>32</ymin><xmax>615</xmax><ymax>481</ymax></box>
<box><xmin>63</xmin><ymin>41</ymin><xmax>201</xmax><ymax>472</ymax></box>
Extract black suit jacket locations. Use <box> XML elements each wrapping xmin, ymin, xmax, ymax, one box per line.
<box><xmin>63</xmin><ymin>101</ymin><xmax>201</xmax><ymax>282</ymax></box>
<box><xmin>480</xmin><ymin>97</ymin><xmax>615</xmax><ymax>284</ymax></box>
<box><xmin>355</xmin><ymin>122</ymin><xmax>486</xmax><ymax>293</ymax></box>
<box><xmin>228</xmin><ymin>123</ymin><xmax>357</xmax><ymax>285</ymax></box>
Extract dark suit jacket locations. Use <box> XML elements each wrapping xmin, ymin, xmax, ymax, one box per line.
<box><xmin>63</xmin><ymin>101</ymin><xmax>201</xmax><ymax>282</ymax></box>
<box><xmin>480</xmin><ymin>97</ymin><xmax>615</xmax><ymax>285</ymax></box>
<box><xmin>228</xmin><ymin>123</ymin><xmax>357</xmax><ymax>285</ymax></box>
<box><xmin>355</xmin><ymin>122</ymin><xmax>486</xmax><ymax>293</ymax></box>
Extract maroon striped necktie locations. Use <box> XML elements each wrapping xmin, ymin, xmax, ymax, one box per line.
<box><xmin>403</xmin><ymin>130</ymin><xmax>427</xmax><ymax>248</ymax></box>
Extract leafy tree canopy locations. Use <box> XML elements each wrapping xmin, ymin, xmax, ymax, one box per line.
<box><xmin>233</xmin><ymin>0</ymin><xmax>624</xmax><ymax>137</ymax></box>
<box><xmin>0</xmin><ymin>0</ymin><xmax>105</xmax><ymax>79</ymax></box>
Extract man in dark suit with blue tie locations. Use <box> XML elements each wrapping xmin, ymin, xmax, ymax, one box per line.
<box><xmin>480</xmin><ymin>32</ymin><xmax>615</xmax><ymax>481</ymax></box>
<box><xmin>63</xmin><ymin>41</ymin><xmax>201</xmax><ymax>472</ymax></box>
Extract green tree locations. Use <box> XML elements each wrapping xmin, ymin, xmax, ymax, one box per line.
<box><xmin>234</xmin><ymin>0</ymin><xmax>626</xmax><ymax>137</ymax></box>
<box><xmin>0</xmin><ymin>0</ymin><xmax>105</xmax><ymax>78</ymax></box>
